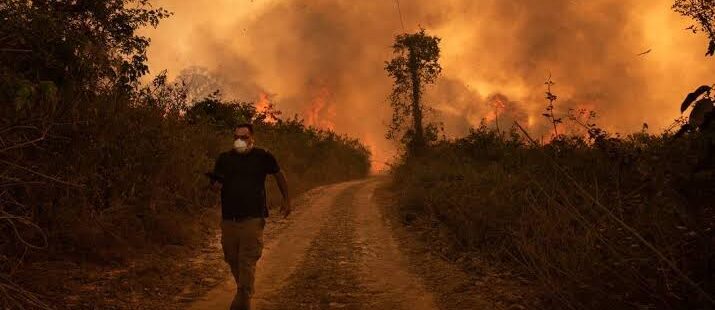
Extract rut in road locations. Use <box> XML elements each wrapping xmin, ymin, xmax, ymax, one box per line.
<box><xmin>261</xmin><ymin>183</ymin><xmax>373</xmax><ymax>309</ymax></box>
<box><xmin>190</xmin><ymin>179</ymin><xmax>456</xmax><ymax>310</ymax></box>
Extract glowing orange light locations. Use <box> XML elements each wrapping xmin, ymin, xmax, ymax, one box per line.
<box><xmin>255</xmin><ymin>92</ymin><xmax>278</xmax><ymax>124</ymax></box>
<box><xmin>304</xmin><ymin>87</ymin><xmax>336</xmax><ymax>130</ymax></box>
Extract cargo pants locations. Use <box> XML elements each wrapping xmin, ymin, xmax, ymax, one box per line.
<box><xmin>220</xmin><ymin>218</ymin><xmax>265</xmax><ymax>310</ymax></box>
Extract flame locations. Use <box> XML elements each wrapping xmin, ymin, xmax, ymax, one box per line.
<box><xmin>361</xmin><ymin>133</ymin><xmax>387</xmax><ymax>173</ymax></box>
<box><xmin>303</xmin><ymin>86</ymin><xmax>386</xmax><ymax>173</ymax></box>
<box><xmin>304</xmin><ymin>86</ymin><xmax>336</xmax><ymax>130</ymax></box>
<box><xmin>484</xmin><ymin>94</ymin><xmax>508</xmax><ymax>124</ymax></box>
<box><xmin>256</xmin><ymin>92</ymin><xmax>270</xmax><ymax>112</ymax></box>
<box><xmin>255</xmin><ymin>92</ymin><xmax>278</xmax><ymax>124</ymax></box>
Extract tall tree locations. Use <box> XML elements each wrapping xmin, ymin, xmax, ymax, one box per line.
<box><xmin>385</xmin><ymin>29</ymin><xmax>442</xmax><ymax>154</ymax></box>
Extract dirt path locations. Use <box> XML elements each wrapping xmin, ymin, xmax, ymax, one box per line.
<box><xmin>188</xmin><ymin>178</ymin><xmax>497</xmax><ymax>310</ymax></box>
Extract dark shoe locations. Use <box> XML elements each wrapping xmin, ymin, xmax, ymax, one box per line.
<box><xmin>229</xmin><ymin>290</ymin><xmax>251</xmax><ymax>310</ymax></box>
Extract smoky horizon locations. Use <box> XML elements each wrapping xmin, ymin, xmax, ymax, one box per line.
<box><xmin>144</xmin><ymin>0</ymin><xmax>713</xmax><ymax>169</ymax></box>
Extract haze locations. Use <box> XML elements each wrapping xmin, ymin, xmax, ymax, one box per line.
<box><xmin>144</xmin><ymin>0</ymin><xmax>715</xmax><ymax>168</ymax></box>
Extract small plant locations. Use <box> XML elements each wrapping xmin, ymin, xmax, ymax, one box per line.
<box><xmin>542</xmin><ymin>75</ymin><xmax>562</xmax><ymax>138</ymax></box>
<box><xmin>567</xmin><ymin>108</ymin><xmax>608</xmax><ymax>142</ymax></box>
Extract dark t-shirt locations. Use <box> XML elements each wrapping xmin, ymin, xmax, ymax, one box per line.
<box><xmin>212</xmin><ymin>147</ymin><xmax>280</xmax><ymax>219</ymax></box>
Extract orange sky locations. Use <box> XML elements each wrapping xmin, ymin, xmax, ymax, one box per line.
<box><xmin>144</xmin><ymin>0</ymin><xmax>715</xmax><ymax>170</ymax></box>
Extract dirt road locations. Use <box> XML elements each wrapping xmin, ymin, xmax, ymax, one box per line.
<box><xmin>188</xmin><ymin>178</ymin><xmax>496</xmax><ymax>310</ymax></box>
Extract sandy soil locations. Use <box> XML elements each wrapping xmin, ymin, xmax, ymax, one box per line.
<box><xmin>188</xmin><ymin>178</ymin><xmax>508</xmax><ymax>310</ymax></box>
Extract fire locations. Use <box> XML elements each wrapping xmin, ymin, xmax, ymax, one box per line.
<box><xmin>255</xmin><ymin>92</ymin><xmax>278</xmax><ymax>124</ymax></box>
<box><xmin>484</xmin><ymin>94</ymin><xmax>510</xmax><ymax>126</ymax></box>
<box><xmin>256</xmin><ymin>92</ymin><xmax>270</xmax><ymax>112</ymax></box>
<box><xmin>484</xmin><ymin>95</ymin><xmax>506</xmax><ymax>123</ymax></box>
<box><xmin>304</xmin><ymin>86</ymin><xmax>336</xmax><ymax>130</ymax></box>
<box><xmin>361</xmin><ymin>134</ymin><xmax>388</xmax><ymax>174</ymax></box>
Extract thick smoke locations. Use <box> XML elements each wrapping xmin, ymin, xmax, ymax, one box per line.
<box><xmin>145</xmin><ymin>0</ymin><xmax>714</xmax><ymax>168</ymax></box>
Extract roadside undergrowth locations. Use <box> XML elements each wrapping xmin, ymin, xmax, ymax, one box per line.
<box><xmin>391</xmin><ymin>121</ymin><xmax>714</xmax><ymax>309</ymax></box>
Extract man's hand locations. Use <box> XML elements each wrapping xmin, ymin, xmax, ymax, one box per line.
<box><xmin>280</xmin><ymin>196</ymin><xmax>292</xmax><ymax>218</ymax></box>
<box><xmin>273</xmin><ymin>170</ymin><xmax>291</xmax><ymax>218</ymax></box>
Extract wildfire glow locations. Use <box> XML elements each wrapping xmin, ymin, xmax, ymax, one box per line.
<box><xmin>527</xmin><ymin>114</ymin><xmax>535</xmax><ymax>128</ymax></box>
<box><xmin>304</xmin><ymin>87</ymin><xmax>336</xmax><ymax>130</ymax></box>
<box><xmin>484</xmin><ymin>95</ymin><xmax>507</xmax><ymax>124</ymax></box>
<box><xmin>361</xmin><ymin>134</ymin><xmax>386</xmax><ymax>173</ymax></box>
<box><xmin>255</xmin><ymin>92</ymin><xmax>278</xmax><ymax>124</ymax></box>
<box><xmin>145</xmin><ymin>0</ymin><xmax>715</xmax><ymax>169</ymax></box>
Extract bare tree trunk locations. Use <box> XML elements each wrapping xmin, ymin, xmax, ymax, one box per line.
<box><xmin>408</xmin><ymin>48</ymin><xmax>424</xmax><ymax>154</ymax></box>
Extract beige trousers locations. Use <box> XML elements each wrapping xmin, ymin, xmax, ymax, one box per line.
<box><xmin>220</xmin><ymin>218</ymin><xmax>265</xmax><ymax>310</ymax></box>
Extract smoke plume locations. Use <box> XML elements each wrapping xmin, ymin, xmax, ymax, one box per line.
<box><xmin>144</xmin><ymin>0</ymin><xmax>715</xmax><ymax>169</ymax></box>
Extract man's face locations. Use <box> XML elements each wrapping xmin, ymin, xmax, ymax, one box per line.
<box><xmin>234</xmin><ymin>127</ymin><xmax>254</xmax><ymax>147</ymax></box>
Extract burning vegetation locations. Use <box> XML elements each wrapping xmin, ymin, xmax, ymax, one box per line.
<box><xmin>1</xmin><ymin>0</ymin><xmax>715</xmax><ymax>309</ymax></box>
<box><xmin>0</xmin><ymin>1</ymin><xmax>369</xmax><ymax>308</ymax></box>
<box><xmin>386</xmin><ymin>11</ymin><xmax>713</xmax><ymax>310</ymax></box>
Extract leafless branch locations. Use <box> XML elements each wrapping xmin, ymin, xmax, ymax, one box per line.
<box><xmin>0</xmin><ymin>135</ymin><xmax>46</xmax><ymax>153</ymax></box>
<box><xmin>0</xmin><ymin>159</ymin><xmax>83</xmax><ymax>188</ymax></box>
<box><xmin>0</xmin><ymin>215</ymin><xmax>48</xmax><ymax>249</ymax></box>
<box><xmin>0</xmin><ymin>273</ymin><xmax>52</xmax><ymax>310</ymax></box>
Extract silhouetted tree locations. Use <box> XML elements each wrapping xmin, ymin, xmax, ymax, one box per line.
<box><xmin>674</xmin><ymin>0</ymin><xmax>715</xmax><ymax>56</ymax></box>
<box><xmin>672</xmin><ymin>0</ymin><xmax>715</xmax><ymax>133</ymax></box>
<box><xmin>176</xmin><ymin>66</ymin><xmax>223</xmax><ymax>104</ymax></box>
<box><xmin>186</xmin><ymin>91</ymin><xmax>257</xmax><ymax>129</ymax></box>
<box><xmin>385</xmin><ymin>29</ymin><xmax>442</xmax><ymax>155</ymax></box>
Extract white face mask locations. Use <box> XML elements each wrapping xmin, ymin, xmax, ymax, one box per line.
<box><xmin>233</xmin><ymin>138</ymin><xmax>249</xmax><ymax>153</ymax></box>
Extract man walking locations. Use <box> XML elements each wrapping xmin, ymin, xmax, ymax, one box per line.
<box><xmin>210</xmin><ymin>123</ymin><xmax>291</xmax><ymax>310</ymax></box>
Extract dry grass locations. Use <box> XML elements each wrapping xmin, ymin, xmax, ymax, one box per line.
<box><xmin>391</xmin><ymin>124</ymin><xmax>714</xmax><ymax>309</ymax></box>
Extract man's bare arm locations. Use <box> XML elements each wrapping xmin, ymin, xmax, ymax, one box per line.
<box><xmin>273</xmin><ymin>171</ymin><xmax>291</xmax><ymax>217</ymax></box>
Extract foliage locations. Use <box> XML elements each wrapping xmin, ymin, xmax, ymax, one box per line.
<box><xmin>0</xmin><ymin>1</ymin><xmax>371</xmax><ymax>308</ymax></box>
<box><xmin>385</xmin><ymin>29</ymin><xmax>442</xmax><ymax>154</ymax></box>
<box><xmin>674</xmin><ymin>0</ymin><xmax>715</xmax><ymax>56</ymax></box>
<box><xmin>1</xmin><ymin>2</ymin><xmax>170</xmax><ymax>307</ymax></box>
<box><xmin>677</xmin><ymin>84</ymin><xmax>715</xmax><ymax>134</ymax></box>
<box><xmin>391</xmin><ymin>123</ymin><xmax>714</xmax><ymax>309</ymax></box>
<box><xmin>392</xmin><ymin>68</ymin><xmax>714</xmax><ymax>309</ymax></box>
<box><xmin>0</xmin><ymin>0</ymin><xmax>171</xmax><ymax>92</ymax></box>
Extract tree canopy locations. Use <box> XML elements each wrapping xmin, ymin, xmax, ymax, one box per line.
<box><xmin>384</xmin><ymin>29</ymin><xmax>442</xmax><ymax>154</ymax></box>
<box><xmin>0</xmin><ymin>0</ymin><xmax>171</xmax><ymax>96</ymax></box>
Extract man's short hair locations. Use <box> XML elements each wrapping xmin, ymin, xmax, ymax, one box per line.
<box><xmin>235</xmin><ymin>123</ymin><xmax>254</xmax><ymax>134</ymax></box>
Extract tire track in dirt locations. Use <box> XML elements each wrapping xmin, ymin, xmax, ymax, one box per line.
<box><xmin>257</xmin><ymin>182</ymin><xmax>370</xmax><ymax>309</ymax></box>
<box><xmin>189</xmin><ymin>181</ymin><xmax>361</xmax><ymax>310</ymax></box>
<box><xmin>352</xmin><ymin>179</ymin><xmax>438</xmax><ymax>310</ymax></box>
